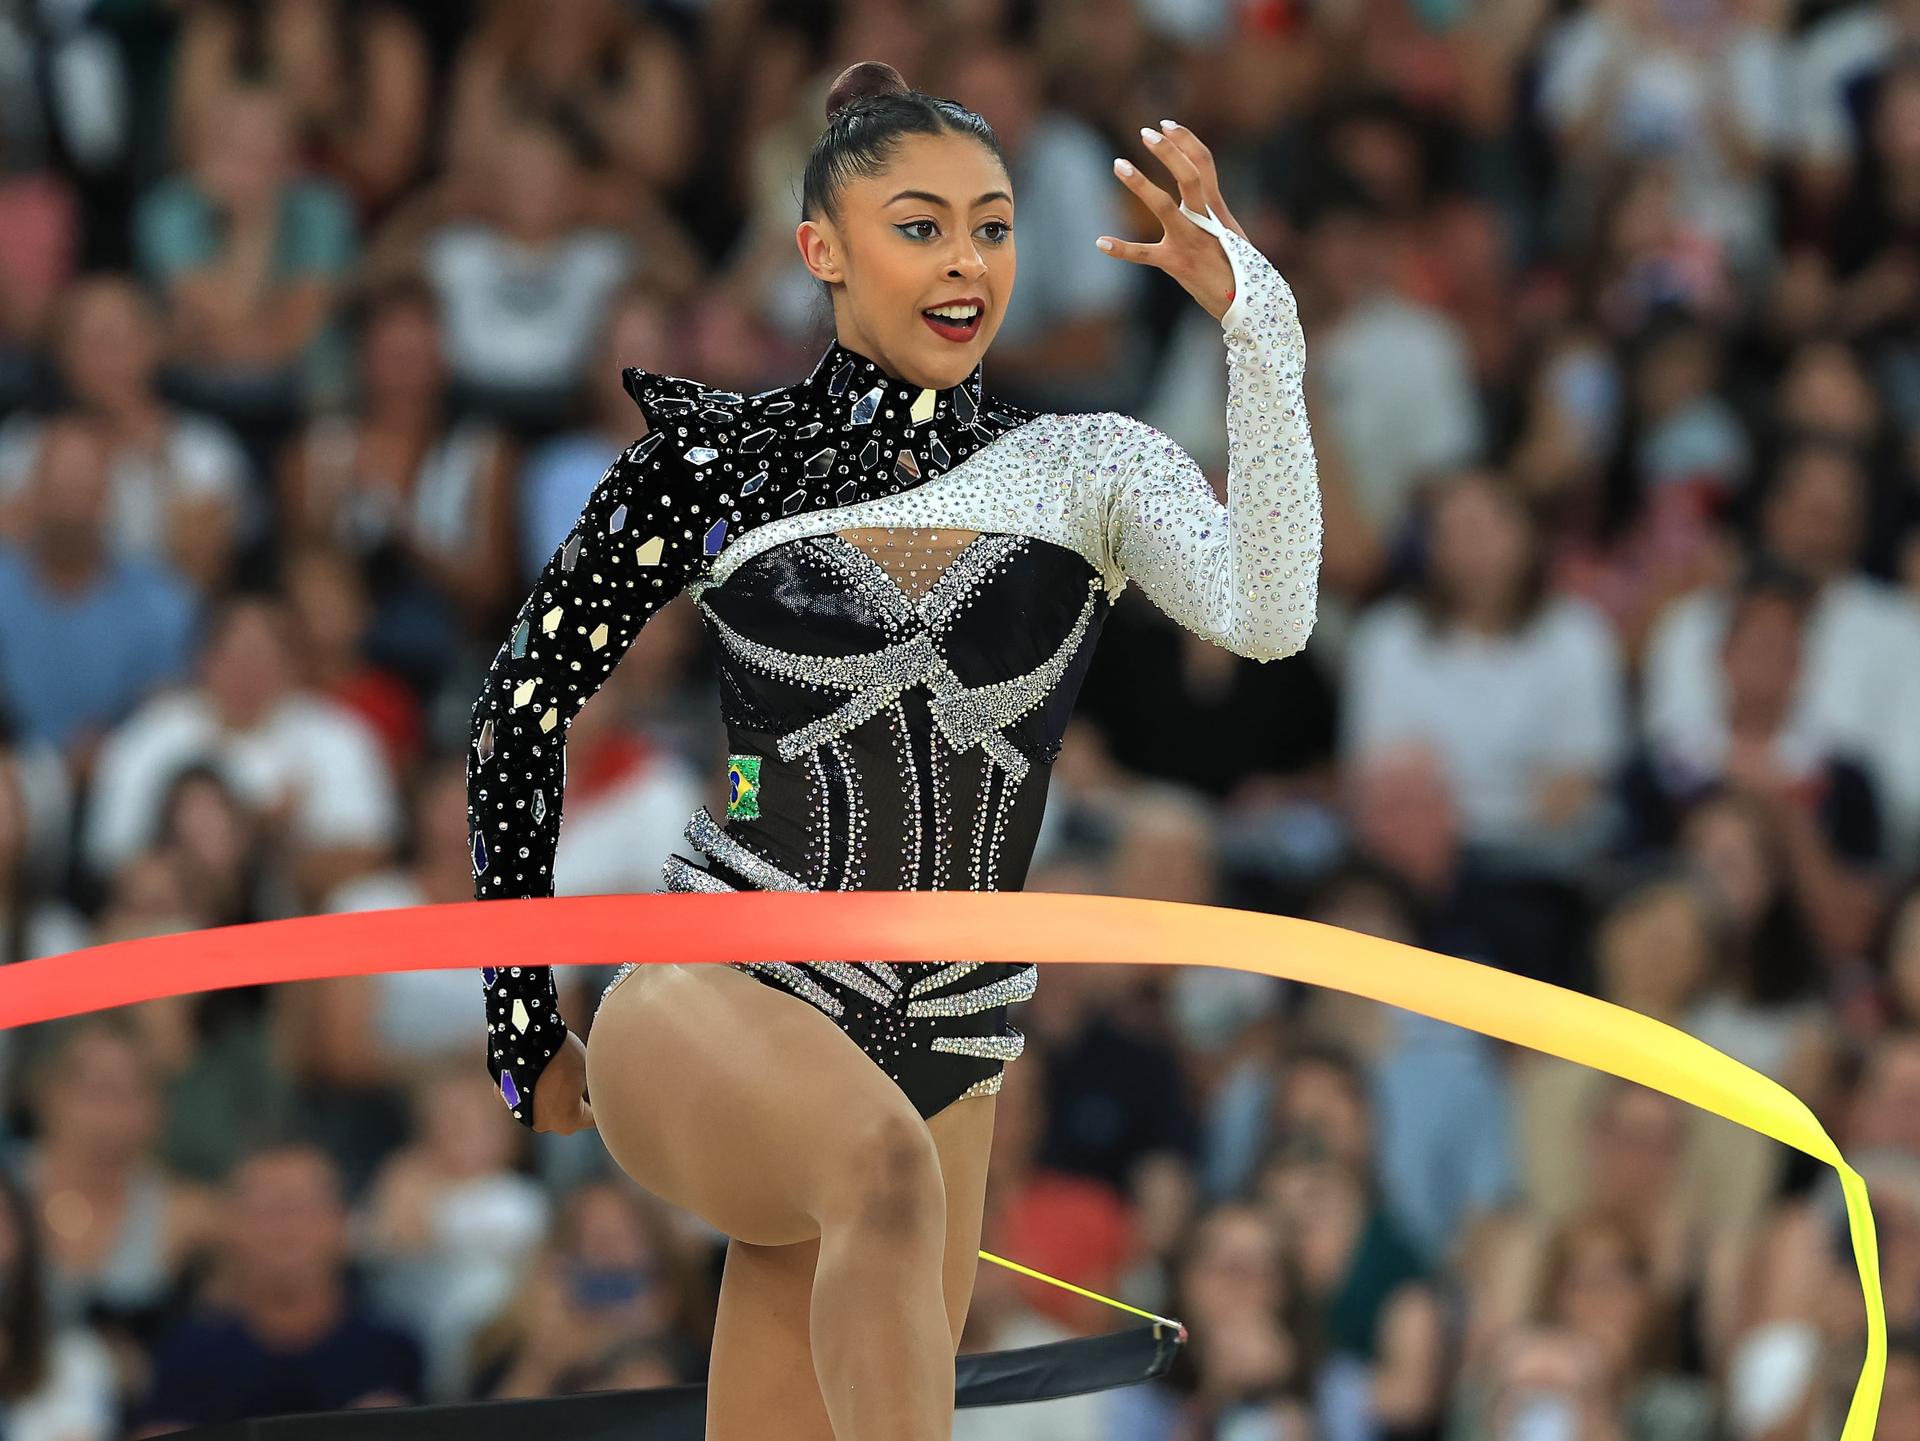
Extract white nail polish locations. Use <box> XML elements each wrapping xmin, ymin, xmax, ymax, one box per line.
<box><xmin>1114</xmin><ymin>158</ymin><xmax>1134</xmax><ymax>176</ymax></box>
<box><xmin>1141</xmin><ymin>127</ymin><xmax>1162</xmax><ymax>144</ymax></box>
<box><xmin>1161</xmin><ymin>119</ymin><xmax>1178</xmax><ymax>131</ymax></box>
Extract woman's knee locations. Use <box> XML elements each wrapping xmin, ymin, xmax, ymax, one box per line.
<box><xmin>817</xmin><ymin>1108</ymin><xmax>947</xmax><ymax>1241</ymax></box>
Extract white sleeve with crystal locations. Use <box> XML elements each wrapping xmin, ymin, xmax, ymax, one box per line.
<box><xmin>1102</xmin><ymin>204</ymin><xmax>1323</xmax><ymax>663</ymax></box>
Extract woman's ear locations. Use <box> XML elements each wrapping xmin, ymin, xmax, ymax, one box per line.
<box><xmin>796</xmin><ymin>220</ymin><xmax>842</xmax><ymax>283</ymax></box>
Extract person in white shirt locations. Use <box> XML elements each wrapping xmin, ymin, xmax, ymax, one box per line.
<box><xmin>0</xmin><ymin>276</ymin><xmax>250</xmax><ymax>594</ymax></box>
<box><xmin>84</xmin><ymin>593</ymin><xmax>400</xmax><ymax>906</ymax></box>
<box><xmin>1643</xmin><ymin>436</ymin><xmax>1920</xmax><ymax>860</ymax></box>
<box><xmin>1344</xmin><ymin>470</ymin><xmax>1626</xmax><ymax>869</ymax></box>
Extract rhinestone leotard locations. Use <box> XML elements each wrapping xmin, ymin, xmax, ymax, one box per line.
<box><xmin>469</xmin><ymin>210</ymin><xmax>1324</xmax><ymax>1127</ymax></box>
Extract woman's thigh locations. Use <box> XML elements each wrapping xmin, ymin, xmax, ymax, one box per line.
<box><xmin>926</xmin><ymin>1091</ymin><xmax>998</xmax><ymax>1348</ymax></box>
<box><xmin>583</xmin><ymin>961</ymin><xmax>927</xmax><ymax>1246</ymax></box>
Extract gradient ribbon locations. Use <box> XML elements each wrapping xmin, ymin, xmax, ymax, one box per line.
<box><xmin>0</xmin><ymin>891</ymin><xmax>1883</xmax><ymax>1438</ymax></box>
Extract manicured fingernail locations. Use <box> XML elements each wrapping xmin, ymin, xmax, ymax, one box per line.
<box><xmin>1096</xmin><ymin>237</ymin><xmax>1114</xmax><ymax>251</ymax></box>
<box><xmin>1161</xmin><ymin>119</ymin><xmax>1179</xmax><ymax>131</ymax></box>
<box><xmin>1141</xmin><ymin>127</ymin><xmax>1162</xmax><ymax>144</ymax></box>
<box><xmin>1114</xmin><ymin>158</ymin><xmax>1134</xmax><ymax>176</ymax></box>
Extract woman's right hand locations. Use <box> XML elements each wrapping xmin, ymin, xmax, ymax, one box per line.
<box><xmin>531</xmin><ymin>1033</ymin><xmax>596</xmax><ymax>1135</ymax></box>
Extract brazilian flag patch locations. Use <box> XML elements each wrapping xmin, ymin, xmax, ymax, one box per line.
<box><xmin>726</xmin><ymin>755</ymin><xmax>761</xmax><ymax>819</ymax></box>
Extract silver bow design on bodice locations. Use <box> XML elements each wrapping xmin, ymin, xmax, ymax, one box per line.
<box><xmin>690</xmin><ymin>532</ymin><xmax>1100</xmax><ymax>782</ymax></box>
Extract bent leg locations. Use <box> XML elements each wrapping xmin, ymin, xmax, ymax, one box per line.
<box><xmin>586</xmin><ymin>963</ymin><xmax>955</xmax><ymax>1439</ymax></box>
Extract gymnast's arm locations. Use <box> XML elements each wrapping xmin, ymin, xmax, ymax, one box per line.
<box><xmin>1104</xmin><ymin>219</ymin><xmax>1324</xmax><ymax>663</ymax></box>
<box><xmin>467</xmin><ymin>426</ymin><xmax>705</xmax><ymax>1128</ymax></box>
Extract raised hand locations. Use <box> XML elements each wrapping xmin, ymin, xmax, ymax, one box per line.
<box><xmin>1096</xmin><ymin>120</ymin><xmax>1250</xmax><ymax>322</ymax></box>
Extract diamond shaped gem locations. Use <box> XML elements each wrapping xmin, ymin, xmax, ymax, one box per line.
<box><xmin>860</xmin><ymin>439</ymin><xmax>879</xmax><ymax>470</ymax></box>
<box><xmin>513</xmin><ymin>679</ymin><xmax>538</xmax><ymax>708</ymax></box>
<box><xmin>804</xmin><ymin>448</ymin><xmax>837</xmax><ymax>479</ymax></box>
<box><xmin>561</xmin><ymin>533</ymin><xmax>583</xmax><ymax>571</ymax></box>
<box><xmin>500</xmin><ymin>1072</ymin><xmax>520</xmax><ymax>1108</ymax></box>
<box><xmin>590</xmin><ymin>623</ymin><xmax>609</xmax><ymax>650</ymax></box>
<box><xmin>635</xmin><ymin>535</ymin><xmax>665</xmax><ymax>566</ymax></box>
<box><xmin>740</xmin><ymin>428</ymin><xmax>776</xmax><ymax>452</ymax></box>
<box><xmin>954</xmin><ymin>385</ymin><xmax>976</xmax><ymax>423</ymax></box>
<box><xmin>539</xmin><ymin>707</ymin><xmax>558</xmax><ymax>733</ymax></box>
<box><xmin>609</xmin><ymin>504</ymin><xmax>627</xmax><ymax>533</ymax></box>
<box><xmin>542</xmin><ymin>606</ymin><xmax>562</xmax><ymax>634</ymax></box>
<box><xmin>685</xmin><ymin>446</ymin><xmax>718</xmax><ymax>465</ymax></box>
<box><xmin>532</xmin><ymin>791</ymin><xmax>545</xmax><ymax>825</ymax></box>
<box><xmin>836</xmin><ymin>479</ymin><xmax>859</xmax><ymax>505</ymax></box>
<box><xmin>829</xmin><ymin>360</ymin><xmax>855</xmax><ymax>396</ymax></box>
<box><xmin>895</xmin><ymin>449</ymin><xmax>921</xmax><ymax>483</ymax></box>
<box><xmin>928</xmin><ymin>435</ymin><xmax>951</xmax><ymax>470</ymax></box>
<box><xmin>625</xmin><ymin>432</ymin><xmax>662</xmax><ymax>464</ymax></box>
<box><xmin>476</xmin><ymin>720</ymin><xmax>493</xmax><ymax>762</ymax></box>
<box><xmin>703</xmin><ymin>519</ymin><xmax>728</xmax><ymax>555</ymax></box>
<box><xmin>910</xmin><ymin>388</ymin><xmax>936</xmax><ymax>424</ymax></box>
<box><xmin>849</xmin><ymin>386</ymin><xmax>883</xmax><ymax>426</ymax></box>
<box><xmin>511</xmin><ymin>999</ymin><xmax>530</xmax><ymax>1033</ymax></box>
<box><xmin>783</xmin><ymin>490</ymin><xmax>807</xmax><ymax>514</ymax></box>
<box><xmin>742</xmin><ymin>471</ymin><xmax>766</xmax><ymax>495</ymax></box>
<box><xmin>472</xmin><ymin>834</ymin><xmax>489</xmax><ymax>874</ymax></box>
<box><xmin>511</xmin><ymin>620</ymin><xmax>530</xmax><ymax>658</ymax></box>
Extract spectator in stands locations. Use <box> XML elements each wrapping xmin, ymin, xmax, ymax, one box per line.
<box><xmin>131</xmin><ymin>1142</ymin><xmax>423</xmax><ymax>1431</ymax></box>
<box><xmin>0</xmin><ymin>415</ymin><xmax>198</xmax><ymax>772</ymax></box>
<box><xmin>0</xmin><ymin>276</ymin><xmax>249</xmax><ymax>594</ymax></box>
<box><xmin>0</xmin><ymin>1170</ymin><xmax>118</xmax><ymax>1441</ymax></box>
<box><xmin>83</xmin><ymin>593</ymin><xmax>399</xmax><ymax>907</ymax></box>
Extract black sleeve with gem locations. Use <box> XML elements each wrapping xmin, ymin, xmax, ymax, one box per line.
<box><xmin>469</xmin><ymin>378</ymin><xmax>717</xmax><ymax>1126</ymax></box>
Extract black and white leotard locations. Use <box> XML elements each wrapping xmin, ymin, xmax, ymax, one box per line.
<box><xmin>468</xmin><ymin>206</ymin><xmax>1323</xmax><ymax>1128</ymax></box>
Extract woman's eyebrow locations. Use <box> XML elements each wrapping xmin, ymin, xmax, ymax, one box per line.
<box><xmin>886</xmin><ymin>189</ymin><xmax>1014</xmax><ymax>208</ymax></box>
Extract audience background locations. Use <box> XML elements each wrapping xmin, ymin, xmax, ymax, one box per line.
<box><xmin>1</xmin><ymin>0</ymin><xmax>1918</xmax><ymax>1436</ymax></box>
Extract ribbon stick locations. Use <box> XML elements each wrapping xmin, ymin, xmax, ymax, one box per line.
<box><xmin>0</xmin><ymin>892</ymin><xmax>1883</xmax><ymax>1438</ymax></box>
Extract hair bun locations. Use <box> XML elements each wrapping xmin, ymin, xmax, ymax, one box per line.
<box><xmin>825</xmin><ymin>61</ymin><xmax>910</xmax><ymax>121</ymax></box>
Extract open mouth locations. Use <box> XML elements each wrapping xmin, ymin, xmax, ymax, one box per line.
<box><xmin>921</xmin><ymin>304</ymin><xmax>983</xmax><ymax>342</ymax></box>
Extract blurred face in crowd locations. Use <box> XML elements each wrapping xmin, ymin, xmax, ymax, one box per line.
<box><xmin>1304</xmin><ymin>207</ymin><xmax>1388</xmax><ymax>311</ymax></box>
<box><xmin>1850</xmin><ymin>1033</ymin><xmax>1920</xmax><ymax>1155</ymax></box>
<box><xmin>1778</xmin><ymin>342</ymin><xmax>1878</xmax><ymax>446</ymax></box>
<box><xmin>160</xmin><ymin>771</ymin><xmax>255</xmax><ymax>901</ymax></box>
<box><xmin>1180</xmin><ymin>1205</ymin><xmax>1287</xmax><ymax>1322</ymax></box>
<box><xmin>1585</xmin><ymin>1085</ymin><xmax>1686</xmax><ymax>1211</ymax></box>
<box><xmin>1108</xmin><ymin>794</ymin><xmax>1216</xmax><ymax>905</ymax></box>
<box><xmin>361</xmin><ymin>294</ymin><xmax>446</xmax><ymax>414</ymax></box>
<box><xmin>1594</xmin><ymin>883</ymin><xmax>1714</xmax><ymax>1017</ymax></box>
<box><xmin>37</xmin><ymin>1027</ymin><xmax>161</xmax><ymax>1168</ymax></box>
<box><xmin>1546</xmin><ymin>1219</ymin><xmax>1653</xmax><ymax>1381</ymax></box>
<box><xmin>202</xmin><ymin>601</ymin><xmax>300</xmax><ymax>724</ymax></box>
<box><xmin>1345</xmin><ymin>745</ymin><xmax>1459</xmax><ymax>893</ymax></box>
<box><xmin>493</xmin><ymin>122</ymin><xmax>581</xmax><ymax>242</ymax></box>
<box><xmin>1720</xmin><ymin>591</ymin><xmax>1803</xmax><ymax>722</ymax></box>
<box><xmin>1761</xmin><ymin>447</ymin><xmax>1866</xmax><ymax>583</ymax></box>
<box><xmin>226</xmin><ymin>1147</ymin><xmax>350</xmax><ymax>1297</ymax></box>
<box><xmin>1427</xmin><ymin>472</ymin><xmax>1537</xmax><ymax>627</ymax></box>
<box><xmin>0</xmin><ymin>752</ymin><xmax>25</xmax><ymax>876</ymax></box>
<box><xmin>1489</xmin><ymin>1327</ymin><xmax>1612</xmax><ymax>1441</ymax></box>
<box><xmin>595</xmin><ymin>291</ymin><xmax>679</xmax><ymax>426</ymax></box>
<box><xmin>1680</xmin><ymin>794</ymin><xmax>1777</xmax><ymax>937</ymax></box>
<box><xmin>1874</xmin><ymin>65</ymin><xmax>1920</xmax><ymax>172</ymax></box>
<box><xmin>196</xmin><ymin>88</ymin><xmax>294</xmax><ymax>215</ymax></box>
<box><xmin>1276</xmin><ymin>1057</ymin><xmax>1371</xmax><ymax>1168</ymax></box>
<box><xmin>1312</xmin><ymin>876</ymin><xmax>1420</xmax><ymax>947</ymax></box>
<box><xmin>949</xmin><ymin>44</ymin><xmax>1039</xmax><ymax>155</ymax></box>
<box><xmin>414</xmin><ymin>756</ymin><xmax>475</xmax><ymax>877</ymax></box>
<box><xmin>55</xmin><ymin>277</ymin><xmax>163</xmax><ymax>408</ymax></box>
<box><xmin>283</xmin><ymin>546</ymin><xmax>371</xmax><ymax>663</ymax></box>
<box><xmin>555</xmin><ymin>1182</ymin><xmax>670</xmax><ymax>1335</ymax></box>
<box><xmin>1885</xmin><ymin>892</ymin><xmax>1920</xmax><ymax>1027</ymax></box>
<box><xmin>26</xmin><ymin>421</ymin><xmax>111</xmax><ymax>567</ymax></box>
<box><xmin>798</xmin><ymin>130</ymin><xmax>1015</xmax><ymax>392</ymax></box>
<box><xmin>416</xmin><ymin>1068</ymin><xmax>519</xmax><ymax>1178</ymax></box>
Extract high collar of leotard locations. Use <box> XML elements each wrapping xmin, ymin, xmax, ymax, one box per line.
<box><xmin>797</xmin><ymin>338</ymin><xmax>987</xmax><ymax>429</ymax></box>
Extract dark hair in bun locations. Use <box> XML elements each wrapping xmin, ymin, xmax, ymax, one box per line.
<box><xmin>803</xmin><ymin>61</ymin><xmax>1005</xmax><ymax>225</ymax></box>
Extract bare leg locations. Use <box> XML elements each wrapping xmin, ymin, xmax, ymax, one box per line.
<box><xmin>585</xmin><ymin>963</ymin><xmax>958</xmax><ymax>1439</ymax></box>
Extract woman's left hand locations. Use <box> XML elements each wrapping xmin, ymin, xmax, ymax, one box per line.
<box><xmin>1097</xmin><ymin>121</ymin><xmax>1249</xmax><ymax>322</ymax></box>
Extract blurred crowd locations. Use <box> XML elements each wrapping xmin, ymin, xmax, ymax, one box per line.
<box><xmin>2</xmin><ymin>0</ymin><xmax>1920</xmax><ymax>1437</ymax></box>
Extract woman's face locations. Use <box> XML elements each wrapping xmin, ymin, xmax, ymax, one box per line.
<box><xmin>41</xmin><ymin>1031</ymin><xmax>159</xmax><ymax>1161</ymax></box>
<box><xmin>1551</xmin><ymin>1228</ymin><xmax>1648</xmax><ymax>1376</ymax></box>
<box><xmin>1596</xmin><ymin>885</ymin><xmax>1712</xmax><ymax>1013</ymax></box>
<box><xmin>363</xmin><ymin>301</ymin><xmax>445</xmax><ymax>408</ymax></box>
<box><xmin>1182</xmin><ymin>1208</ymin><xmax>1284</xmax><ymax>1321</ymax></box>
<box><xmin>799</xmin><ymin>131</ymin><xmax>1016</xmax><ymax>391</ymax></box>
<box><xmin>1682</xmin><ymin>799</ymin><xmax>1776</xmax><ymax>933</ymax></box>
<box><xmin>166</xmin><ymin>776</ymin><xmax>251</xmax><ymax>886</ymax></box>
<box><xmin>1428</xmin><ymin>475</ymin><xmax>1534</xmax><ymax>616</ymax></box>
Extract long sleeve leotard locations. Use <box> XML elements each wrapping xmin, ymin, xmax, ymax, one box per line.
<box><xmin>469</xmin><ymin>209</ymin><xmax>1322</xmax><ymax>1125</ymax></box>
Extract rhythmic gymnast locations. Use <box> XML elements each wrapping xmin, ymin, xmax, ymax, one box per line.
<box><xmin>468</xmin><ymin>59</ymin><xmax>1323</xmax><ymax>1440</ymax></box>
